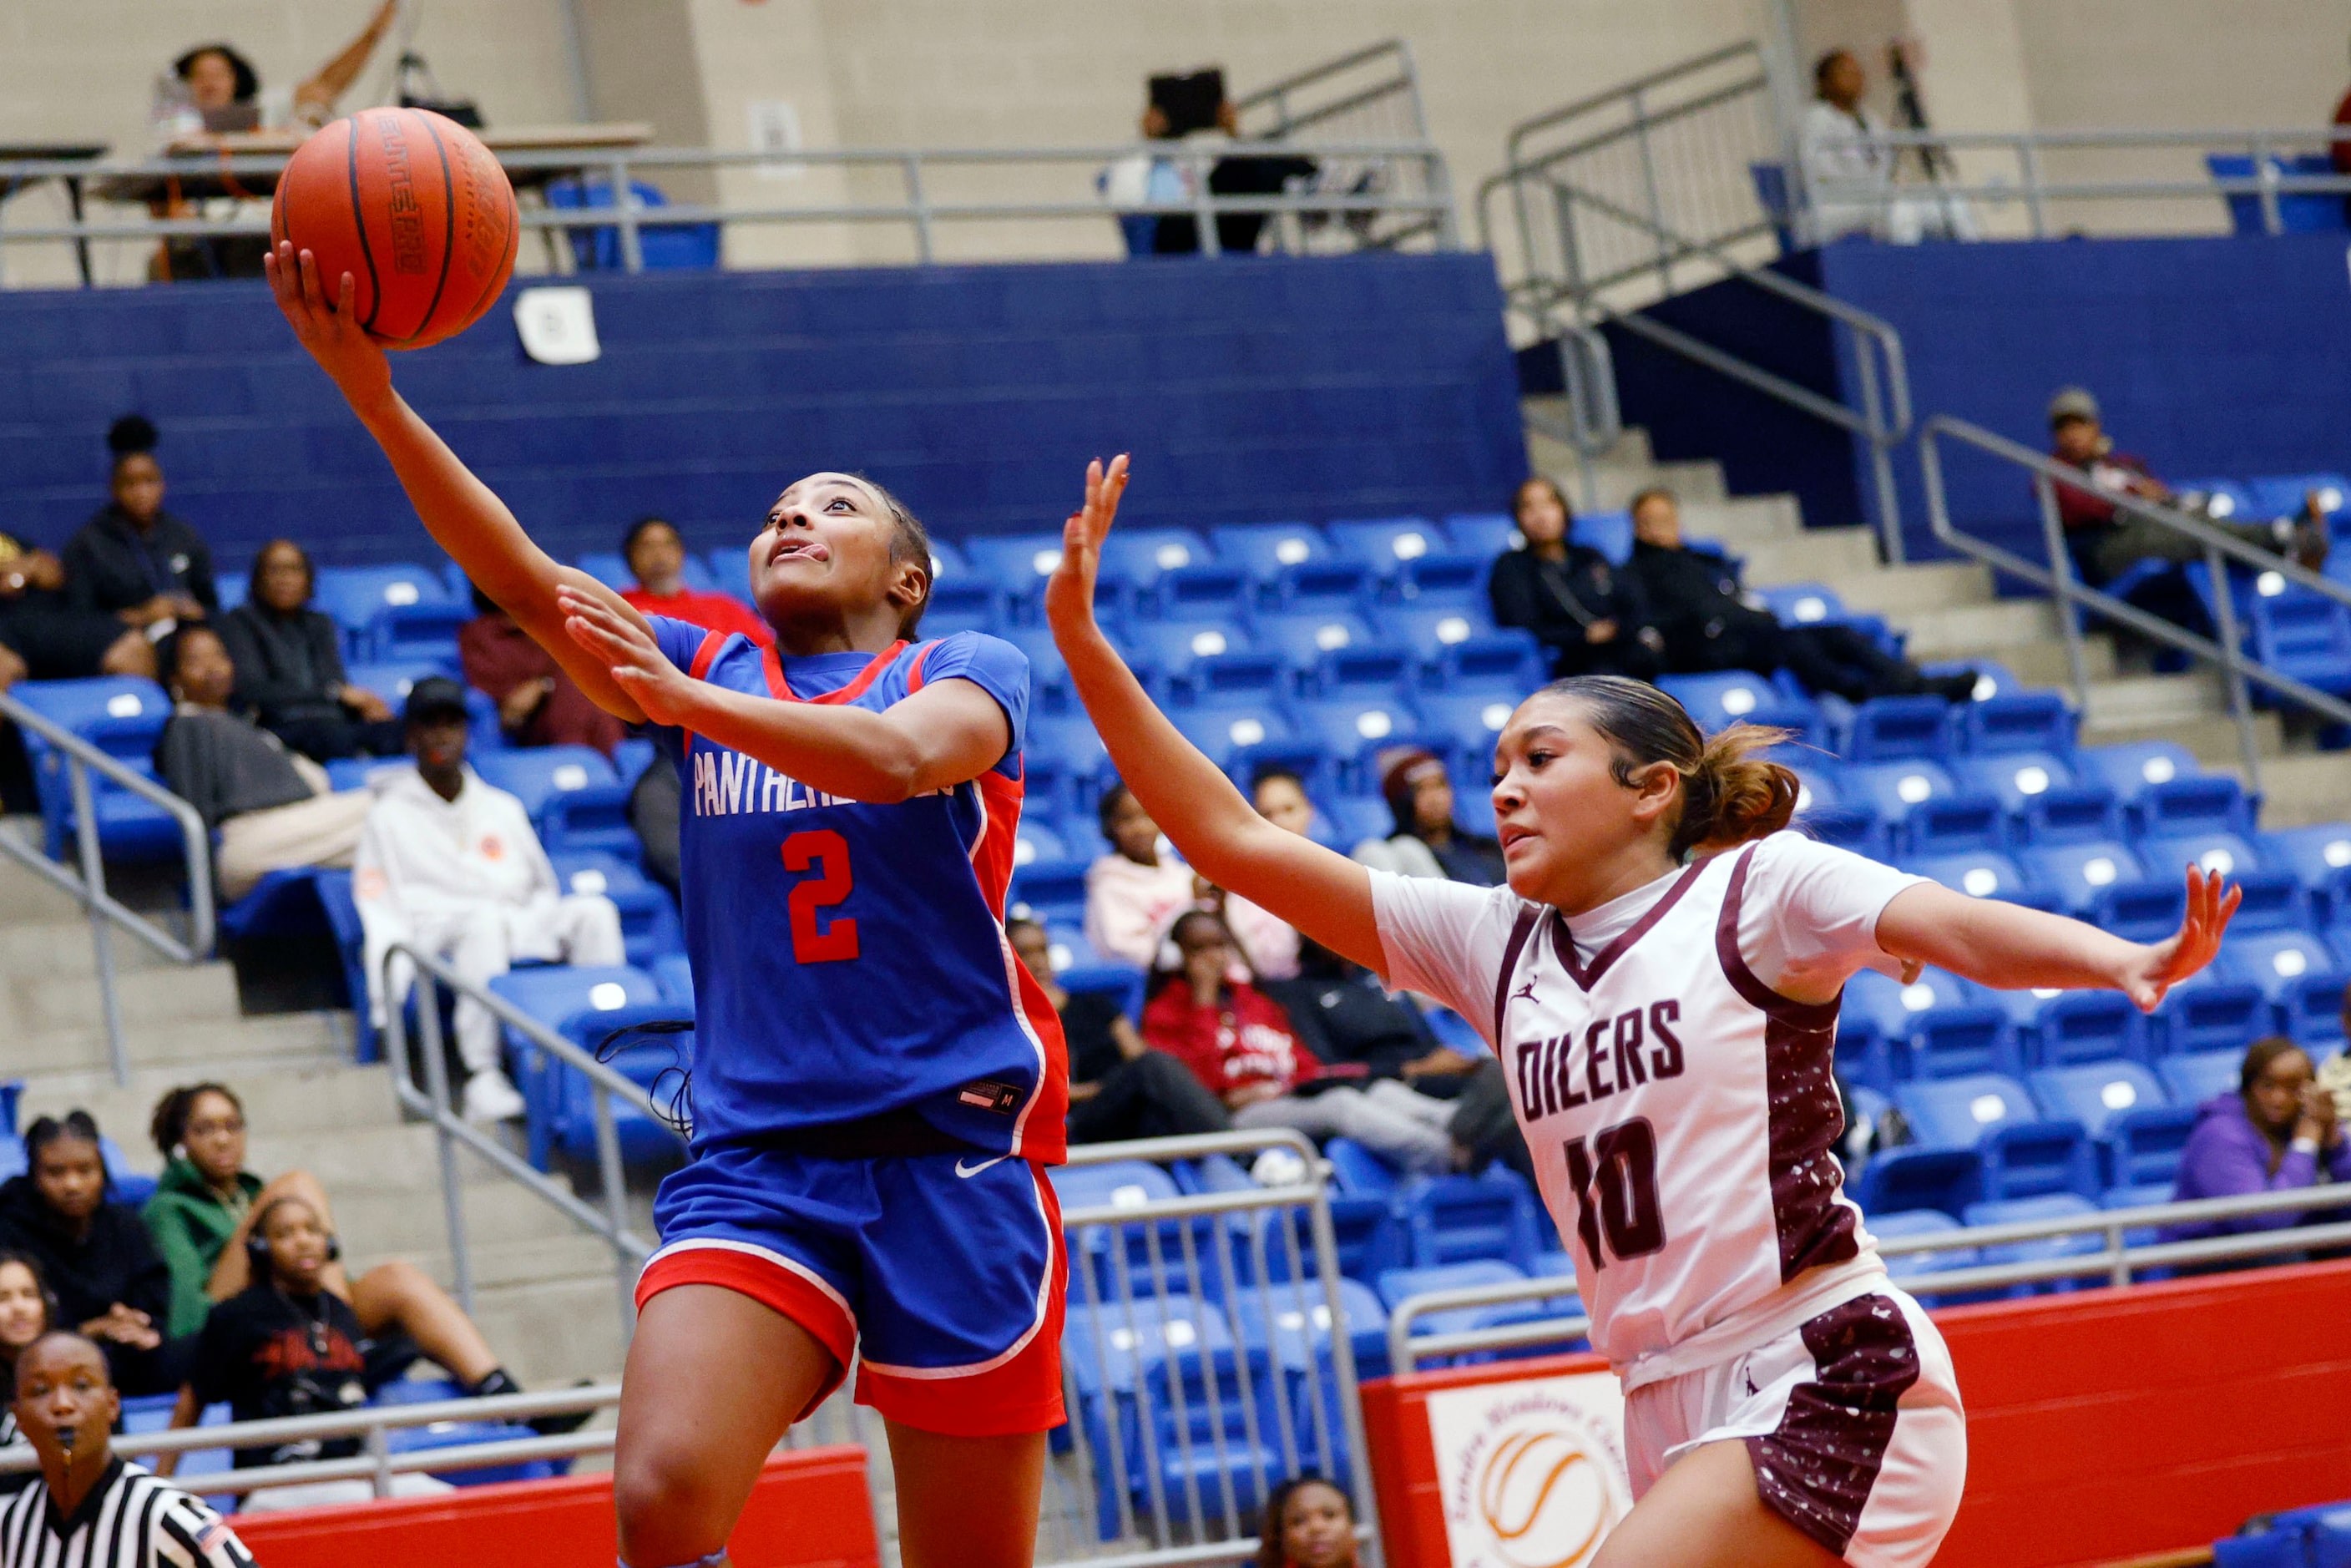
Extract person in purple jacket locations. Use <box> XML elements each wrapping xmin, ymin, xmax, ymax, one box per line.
<box><xmin>2166</xmin><ymin>1036</ymin><xmax>2351</xmax><ymax>1244</ymax></box>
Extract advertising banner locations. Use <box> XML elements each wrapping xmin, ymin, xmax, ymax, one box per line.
<box><xmin>1424</xmin><ymin>1369</ymin><xmax>1633</xmax><ymax>1568</ymax></box>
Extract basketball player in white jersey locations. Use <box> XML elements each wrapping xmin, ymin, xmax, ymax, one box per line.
<box><xmin>1044</xmin><ymin>458</ymin><xmax>2238</xmax><ymax>1568</ymax></box>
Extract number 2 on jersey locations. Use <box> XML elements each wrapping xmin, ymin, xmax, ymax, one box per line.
<box><xmin>781</xmin><ymin>829</ymin><xmax>859</xmax><ymax>963</ymax></box>
<box><xmin>1562</xmin><ymin>1118</ymin><xmax>1665</xmax><ymax>1267</ymax></box>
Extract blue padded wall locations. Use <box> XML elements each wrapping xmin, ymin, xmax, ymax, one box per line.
<box><xmin>0</xmin><ymin>253</ymin><xmax>1524</xmax><ymax>567</ymax></box>
<box><xmin>1815</xmin><ymin>234</ymin><xmax>2351</xmax><ymax>562</ymax></box>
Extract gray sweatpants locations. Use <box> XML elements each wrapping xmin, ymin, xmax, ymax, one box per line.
<box><xmin>1233</xmin><ymin>1078</ymin><xmax>1457</xmax><ymax>1172</ymax></box>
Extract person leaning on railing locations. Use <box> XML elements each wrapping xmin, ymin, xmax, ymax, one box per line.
<box><xmin>2164</xmin><ymin>1036</ymin><xmax>2351</xmax><ymax>1252</ymax></box>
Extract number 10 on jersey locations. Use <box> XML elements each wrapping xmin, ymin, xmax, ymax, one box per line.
<box><xmin>781</xmin><ymin>829</ymin><xmax>858</xmax><ymax>963</ymax></box>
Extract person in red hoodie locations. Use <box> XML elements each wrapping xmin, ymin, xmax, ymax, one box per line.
<box><xmin>1142</xmin><ymin>908</ymin><xmax>1458</xmax><ymax>1171</ymax></box>
<box><xmin>615</xmin><ymin>516</ymin><xmax>771</xmax><ymax>643</ymax></box>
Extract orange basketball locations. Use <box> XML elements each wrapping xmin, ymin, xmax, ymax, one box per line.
<box><xmin>270</xmin><ymin>108</ymin><xmax>519</xmax><ymax>350</ymax></box>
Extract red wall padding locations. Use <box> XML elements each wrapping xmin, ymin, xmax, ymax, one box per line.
<box><xmin>227</xmin><ymin>1445</ymin><xmax>879</xmax><ymax>1568</ymax></box>
<box><xmin>1362</xmin><ymin>1260</ymin><xmax>2351</xmax><ymax>1568</ymax></box>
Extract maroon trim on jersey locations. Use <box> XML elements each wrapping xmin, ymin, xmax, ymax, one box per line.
<box><xmin>762</xmin><ymin>639</ymin><xmax>908</xmax><ymax>702</ymax></box>
<box><xmin>1745</xmin><ymin>1292</ymin><xmax>1924</xmax><ymax>1558</ymax></box>
<box><xmin>1490</xmin><ymin>906</ymin><xmax>1544</xmax><ymax>1045</ymax></box>
<box><xmin>1547</xmin><ymin>856</ymin><xmax>1708</xmax><ymax>990</ymax></box>
<box><xmin>1716</xmin><ymin>844</ymin><xmax>1860</xmax><ymax>1282</ymax></box>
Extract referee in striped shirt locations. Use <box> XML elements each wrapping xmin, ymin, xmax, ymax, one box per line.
<box><xmin>2</xmin><ymin>1332</ymin><xmax>253</xmax><ymax>1568</ymax></box>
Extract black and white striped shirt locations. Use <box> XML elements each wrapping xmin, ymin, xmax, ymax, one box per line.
<box><xmin>0</xmin><ymin>1458</ymin><xmax>254</xmax><ymax>1568</ymax></box>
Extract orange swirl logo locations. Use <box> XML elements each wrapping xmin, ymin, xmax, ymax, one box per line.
<box><xmin>1474</xmin><ymin>1425</ymin><xmax>1618</xmax><ymax>1568</ymax></box>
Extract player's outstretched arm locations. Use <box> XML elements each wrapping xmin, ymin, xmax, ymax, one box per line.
<box><xmin>1044</xmin><ymin>457</ymin><xmax>1387</xmax><ymax>973</ymax></box>
<box><xmin>1878</xmin><ymin>864</ymin><xmax>2239</xmax><ymax>1011</ymax></box>
<box><xmin>554</xmin><ymin>586</ymin><xmax>1009</xmax><ymax>802</ymax></box>
<box><xmin>265</xmin><ymin>241</ymin><xmax>649</xmax><ymax>724</ymax></box>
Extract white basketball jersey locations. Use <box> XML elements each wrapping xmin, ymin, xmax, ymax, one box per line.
<box><xmin>1461</xmin><ymin>843</ymin><xmax>1881</xmax><ymax>1378</ymax></box>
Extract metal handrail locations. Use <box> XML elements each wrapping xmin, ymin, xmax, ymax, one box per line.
<box><xmin>1236</xmin><ymin>38</ymin><xmax>1428</xmax><ymax>142</ymax></box>
<box><xmin>1918</xmin><ymin>413</ymin><xmax>2351</xmax><ymax>790</ymax></box>
<box><xmin>1388</xmin><ymin>1179</ymin><xmax>2351</xmax><ymax>1373</ymax></box>
<box><xmin>0</xmin><ymin>139</ymin><xmax>1455</xmax><ymax>272</ymax></box>
<box><xmin>379</xmin><ymin>941</ymin><xmax>672</xmax><ymax>1333</ymax></box>
<box><xmin>0</xmin><ymin>690</ymin><xmax>215</xmax><ymax>1085</ymax></box>
<box><xmin>1503</xmin><ymin>40</ymin><xmax>1766</xmax><ymax>169</ymax></box>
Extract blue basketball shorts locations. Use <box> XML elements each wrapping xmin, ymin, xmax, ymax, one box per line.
<box><xmin>635</xmin><ymin>1141</ymin><xmax>1066</xmax><ymax>1436</ymax></box>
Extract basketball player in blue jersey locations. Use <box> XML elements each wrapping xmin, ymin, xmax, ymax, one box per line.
<box><xmin>268</xmin><ymin>244</ymin><xmax>1069</xmax><ymax>1568</ymax></box>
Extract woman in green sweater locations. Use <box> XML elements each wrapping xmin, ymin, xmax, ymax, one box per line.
<box><xmin>140</xmin><ymin>1082</ymin><xmax>521</xmax><ymax>1398</ymax></box>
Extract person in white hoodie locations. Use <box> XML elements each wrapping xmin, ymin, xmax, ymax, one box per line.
<box><xmin>354</xmin><ymin>677</ymin><xmax>624</xmax><ymax>1123</ymax></box>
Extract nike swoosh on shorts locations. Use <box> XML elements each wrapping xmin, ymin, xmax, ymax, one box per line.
<box><xmin>954</xmin><ymin>1155</ymin><xmax>1010</xmax><ymax>1178</ymax></box>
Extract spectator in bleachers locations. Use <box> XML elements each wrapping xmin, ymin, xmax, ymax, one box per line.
<box><xmin>0</xmin><ymin>1253</ymin><xmax>56</xmax><ymax>1493</ymax></box>
<box><xmin>2047</xmin><ymin>387</ymin><xmax>2327</xmax><ymax>586</ymax></box>
<box><xmin>356</xmin><ymin>677</ymin><xmax>624</xmax><ymax>1123</ymax></box>
<box><xmin>2316</xmin><ymin>980</ymin><xmax>2351</xmax><ymax>1119</ymax></box>
<box><xmin>1350</xmin><ymin>748</ymin><xmax>1505</xmax><ymax>886</ymax></box>
<box><xmin>1625</xmin><ymin>486</ymin><xmax>1976</xmax><ymax>703</ymax></box>
<box><xmin>1194</xmin><ymin>766</ymin><xmax>1319</xmax><ymax>982</ymax></box>
<box><xmin>215</xmin><ymin>540</ymin><xmax>403</xmax><ymax>761</ymax></box>
<box><xmin>1109</xmin><ymin>70</ymin><xmax>1317</xmax><ymax>257</ymax></box>
<box><xmin>1254</xmin><ymin>1474</ymin><xmax>1358</xmax><ymax>1568</ymax></box>
<box><xmin>62</xmin><ymin>417</ymin><xmax>216</xmax><ymax>638</ymax></box>
<box><xmin>153</xmin><ymin>625</ymin><xmax>374</xmax><ymax>901</ymax></box>
<box><xmin>140</xmin><ymin>1085</ymin><xmax>540</xmax><ymax>1419</ymax></box>
<box><xmin>1145</xmin><ymin>909</ymin><xmax>1457</xmax><ymax>1171</ymax></box>
<box><xmin>614</xmin><ymin>517</ymin><xmax>769</xmax><ymax>643</ymax></box>
<box><xmin>1084</xmin><ymin>780</ymin><xmax>1199</xmax><ymax>968</ymax></box>
<box><xmin>159</xmin><ymin>3</ymin><xmax>399</xmax><ymax>141</ymax></box>
<box><xmin>2</xmin><ymin>1332</ymin><xmax>256</xmax><ymax>1568</ymax></box>
<box><xmin>1261</xmin><ymin>935</ymin><xmax>1476</xmax><ymax>1092</ymax></box>
<box><xmin>1797</xmin><ymin>48</ymin><xmax>1974</xmax><ymax>245</ymax></box>
<box><xmin>0</xmin><ymin>1115</ymin><xmax>181</xmax><ymax>1398</ymax></box>
<box><xmin>459</xmin><ymin>582</ymin><xmax>624</xmax><ymax>756</ymax></box>
<box><xmin>2166</xmin><ymin>1036</ymin><xmax>2351</xmax><ymax>1245</ymax></box>
<box><xmin>162</xmin><ymin>1194</ymin><xmax>455</xmax><ymax>1508</ymax></box>
<box><xmin>1007</xmin><ymin>917</ymin><xmax>1229</xmax><ymax>1144</ymax></box>
<box><xmin>1487</xmin><ymin>476</ymin><xmax>1663</xmax><ymax>680</ymax></box>
<box><xmin>0</xmin><ymin>532</ymin><xmax>157</xmax><ymax>690</ymax></box>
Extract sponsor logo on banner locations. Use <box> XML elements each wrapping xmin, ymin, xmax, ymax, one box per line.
<box><xmin>1426</xmin><ymin>1372</ymin><xmax>1632</xmax><ymax>1568</ymax></box>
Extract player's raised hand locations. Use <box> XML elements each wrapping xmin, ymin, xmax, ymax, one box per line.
<box><xmin>264</xmin><ymin>240</ymin><xmax>391</xmax><ymax>407</ymax></box>
<box><xmin>1044</xmin><ymin>453</ymin><xmax>1130</xmax><ymax>637</ymax></box>
<box><xmin>2118</xmin><ymin>863</ymin><xmax>2242</xmax><ymax>1011</ymax></box>
<box><xmin>555</xmin><ymin>585</ymin><xmax>695</xmax><ymax>727</ymax></box>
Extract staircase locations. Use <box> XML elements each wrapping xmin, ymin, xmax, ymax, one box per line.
<box><xmin>1529</xmin><ymin>409</ymin><xmax>2351</xmax><ymax>830</ymax></box>
<box><xmin>0</xmin><ymin>833</ymin><xmax>632</xmax><ymax>1392</ymax></box>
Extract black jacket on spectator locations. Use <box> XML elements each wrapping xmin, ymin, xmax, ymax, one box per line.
<box><xmin>1488</xmin><ymin>544</ymin><xmax>1661</xmax><ymax>680</ymax></box>
<box><xmin>63</xmin><ymin>505</ymin><xmax>217</xmax><ymax>619</ymax></box>
<box><xmin>0</xmin><ymin>533</ymin><xmax>126</xmax><ymax>680</ymax></box>
<box><xmin>215</xmin><ymin>603</ymin><xmax>347</xmax><ymax>731</ymax></box>
<box><xmin>1625</xmin><ymin>539</ymin><xmax>1767</xmax><ymax>662</ymax></box>
<box><xmin>0</xmin><ymin>1174</ymin><xmax>178</xmax><ymax>1393</ymax></box>
<box><xmin>192</xmin><ymin>1284</ymin><xmax>372</xmax><ymax>1468</ymax></box>
<box><xmin>1263</xmin><ymin>964</ymin><xmax>1442</xmax><ymax>1081</ymax></box>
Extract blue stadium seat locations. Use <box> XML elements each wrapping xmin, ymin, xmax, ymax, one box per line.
<box><xmin>368</xmin><ymin>600</ymin><xmax>473</xmax><ymax>662</ymax></box>
<box><xmin>1326</xmin><ymin>517</ymin><xmax>1448</xmax><ymax>570</ymax></box>
<box><xmin>2157</xmin><ymin>1048</ymin><xmax>2242</xmax><ymax>1106</ymax></box>
<box><xmin>1388</xmin><ymin>605</ymin><xmax>1490</xmax><ymax>665</ymax></box>
<box><xmin>650</xmin><ymin>952</ymin><xmax>694</xmax><ymax>1006</ymax></box>
<box><xmin>2152</xmin><ymin>978</ymin><xmax>2270</xmax><ymax>1058</ymax></box>
<box><xmin>2246</xmin><ymin>472</ymin><xmax>2351</xmax><ymax>520</ymax></box>
<box><xmin>522</xmin><ymin>999</ymin><xmax>693</xmax><ymax>1170</ymax></box>
<box><xmin>1402</xmin><ymin>1171</ymin><xmax>1540</xmax><ymax>1271</ymax></box>
<box><xmin>1008</xmin><ymin>857</ymin><xmax>1089</xmax><ymax>927</ymax></box>
<box><xmin>1869</xmin><ymin>1210</ymin><xmax>1980</xmax><ymax>1303</ymax></box>
<box><xmin>1310</xmin><ymin>645</ymin><xmax>1418</xmax><ymax>702</ymax></box>
<box><xmin>2090</xmin><ymin>874</ymin><xmax>2192</xmax><ymax>943</ymax></box>
<box><xmin>1434</xmin><ymin>630</ymin><xmax>1548</xmax><ymax>690</ymax></box>
<box><xmin>550</xmin><ymin>851</ymin><xmax>683</xmax><ymax>966</ymax></box>
<box><xmin>1171</xmin><ymin>693</ymin><xmax>1312</xmax><ymax>781</ymax></box>
<box><xmin>1657</xmin><ymin>671</ymin><xmax>1818</xmax><ymax>737</ymax></box>
<box><xmin>1290</xmin><ymin>696</ymin><xmax>1424</xmax><ymax>788</ymax></box>
<box><xmin>311</xmin><ymin>565</ymin><xmax>450</xmax><ymax>637</ymax></box>
<box><xmin>1120</xmin><ymin>620</ymin><xmax>1253</xmax><ymax>692</ymax></box>
<box><xmin>921</xmin><ymin>578</ymin><xmax>1005</xmax><ymax>637</ymax></box>
<box><xmin>2015</xmin><ymin>841</ymin><xmax>2144</xmax><ymax>917</ymax></box>
<box><xmin>574</xmin><ymin>551</ymin><xmax>716</xmax><ymax>594</ymax></box>
<box><xmin>961</xmin><ymin>532</ymin><xmax>1069</xmax><ymax>604</ymax></box>
<box><xmin>1899</xmin><ymin>790</ymin><xmax>2013</xmax><ymax>857</ymax></box>
<box><xmin>706</xmin><ymin>549</ymin><xmax>752</xmax><ymax>604</ymax></box>
<box><xmin>2222</xmin><ymin>930</ymin><xmax>2338</xmax><ymax>1002</ymax></box>
<box><xmin>473</xmin><ymin>746</ymin><xmax>622</xmax><ymax>830</ymax></box>
<box><xmin>2029</xmin><ymin>1061</ymin><xmax>2165</xmax><ymax>1139</ymax></box>
<box><xmin>1960</xmin><ymin>1193</ymin><xmax>2105</xmax><ymax>1293</ymax></box>
<box><xmin>1949</xmin><ymin>751</ymin><xmax>2081</xmax><ymax>815</ymax></box>
<box><xmin>1254</xmin><ymin>612</ymin><xmax>1379</xmax><ymax>678</ymax></box>
<box><xmin>1208</xmin><ymin>523</ymin><xmax>1330</xmax><ymax>579</ymax></box>
<box><xmin>1924</xmin><ymin>660</ymin><xmax>2020</xmax><ymax>702</ymax></box>
<box><xmin>2139</xmin><ymin>829</ymin><xmax>2263</xmax><ymax>883</ymax></box>
<box><xmin>2106</xmin><ymin>1104</ymin><xmax>2200</xmax><ymax>1187</ymax></box>
<box><xmin>1324</xmin><ymin>1136</ymin><xmax>1403</xmax><ymax>1199</ymax></box>
<box><xmin>2017</xmin><ymin>781</ymin><xmax>2126</xmax><ymax>847</ymax></box>
<box><xmin>1443</xmin><ymin>512</ymin><xmax>1519</xmax><ymax>559</ymax></box>
<box><xmin>1904</xmin><ymin>851</ymin><xmax>2033</xmax><ymax>904</ymax></box>
<box><xmin>2138</xmin><ymin>775</ymin><xmax>2257</xmax><ymax>839</ymax></box>
<box><xmin>341</xmin><ymin>660</ymin><xmax>458</xmax><ymax>706</ymax></box>
<box><xmin>1393</xmin><ymin>553</ymin><xmax>1489</xmax><ymax>610</ymax></box>
<box><xmin>2025</xmin><ymin>991</ymin><xmax>2151</xmax><ymax>1068</ymax></box>
<box><xmin>1148</xmin><ymin>563</ymin><xmax>1255</xmax><ymax>622</ymax></box>
<box><xmin>1267</xmin><ymin>558</ymin><xmax>1379</xmax><ymax>617</ymax></box>
<box><xmin>11</xmin><ymin>677</ymin><xmax>181</xmax><ymax>861</ymax></box>
<box><xmin>1096</xmin><ymin>528</ymin><xmax>1215</xmax><ymax>594</ymax></box>
<box><xmin>2262</xmin><ymin>822</ymin><xmax>2351</xmax><ymax>912</ymax></box>
<box><xmin>2249</xmin><ymin>585</ymin><xmax>2351</xmax><ymax>698</ymax></box>
<box><xmin>544</xmin><ymin>177</ymin><xmax>720</xmax><ymax>270</ymax></box>
<box><xmin>2075</xmin><ymin>741</ymin><xmax>2198</xmax><ymax>806</ymax></box>
<box><xmin>1845</xmin><ymin>696</ymin><xmax>1953</xmax><ymax>762</ymax></box>
<box><xmin>1959</xmin><ymin>690</ymin><xmax>2076</xmax><ymax>756</ymax></box>
<box><xmin>488</xmin><ymin>964</ymin><xmax>665</xmax><ymax>1139</ymax></box>
<box><xmin>1851</xmin><ymin>1146</ymin><xmax>1981</xmax><ymax>1217</ymax></box>
<box><xmin>1896</xmin><ymin>1073</ymin><xmax>2040</xmax><ymax>1148</ymax></box>
<box><xmin>2273</xmin><ymin>969</ymin><xmax>2351</xmax><ymax>1048</ymax></box>
<box><xmin>1029</xmin><ymin>713</ymin><xmax>1111</xmax><ymax>798</ymax></box>
<box><xmin>1838</xmin><ymin>760</ymin><xmax>1959</xmax><ymax>826</ymax></box>
<box><xmin>1570</xmin><ymin>509</ymin><xmax>1633</xmax><ymax>564</ymax></box>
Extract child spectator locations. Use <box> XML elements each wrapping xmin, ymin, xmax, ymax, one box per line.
<box><xmin>153</xmin><ymin>625</ymin><xmax>376</xmax><ymax>900</ymax></box>
<box><xmin>614</xmin><ymin>517</ymin><xmax>769</xmax><ymax>642</ymax></box>
<box><xmin>62</xmin><ymin>417</ymin><xmax>216</xmax><ymax>636</ymax></box>
<box><xmin>1254</xmin><ymin>1474</ymin><xmax>1358</xmax><ymax>1568</ymax></box>
<box><xmin>1084</xmin><ymin>780</ymin><xmax>1198</xmax><ymax>967</ymax></box>
<box><xmin>1144</xmin><ymin>909</ymin><xmax>1456</xmax><ymax>1171</ymax></box>
<box><xmin>0</xmin><ymin>531</ymin><xmax>155</xmax><ymax>689</ymax></box>
<box><xmin>2</xmin><ymin>1332</ymin><xmax>255</xmax><ymax>1567</ymax></box>
<box><xmin>0</xmin><ymin>1252</ymin><xmax>56</xmax><ymax>1495</ymax></box>
<box><xmin>459</xmin><ymin>583</ymin><xmax>625</xmax><ymax>756</ymax></box>
<box><xmin>0</xmin><ymin>1116</ymin><xmax>179</xmax><ymax>1397</ymax></box>
<box><xmin>164</xmin><ymin>1195</ymin><xmax>454</xmax><ymax>1510</ymax></box>
<box><xmin>1007</xmin><ymin>917</ymin><xmax>1227</xmax><ymax>1144</ymax></box>
<box><xmin>1349</xmin><ymin>748</ymin><xmax>1505</xmax><ymax>886</ymax></box>
<box><xmin>1487</xmin><ymin>476</ymin><xmax>1662</xmax><ymax>680</ymax></box>
<box><xmin>2166</xmin><ymin>1036</ymin><xmax>2351</xmax><ymax>1245</ymax></box>
<box><xmin>214</xmin><ymin>540</ymin><xmax>403</xmax><ymax>761</ymax></box>
<box><xmin>356</xmin><ymin>678</ymin><xmax>624</xmax><ymax>1122</ymax></box>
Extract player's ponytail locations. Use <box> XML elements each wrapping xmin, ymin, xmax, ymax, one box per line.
<box><xmin>1541</xmin><ymin>675</ymin><xmax>1799</xmax><ymax>860</ymax></box>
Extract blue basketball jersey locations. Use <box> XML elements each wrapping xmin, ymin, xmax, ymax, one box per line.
<box><xmin>647</xmin><ymin>618</ymin><xmax>1069</xmax><ymax>1161</ymax></box>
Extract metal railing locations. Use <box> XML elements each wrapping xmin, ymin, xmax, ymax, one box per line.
<box><xmin>0</xmin><ymin>690</ymin><xmax>215</xmax><ymax>1085</ymax></box>
<box><xmin>1387</xmin><ymin>1179</ymin><xmax>2351</xmax><ymax>1373</ymax></box>
<box><xmin>0</xmin><ymin>139</ymin><xmax>1455</xmax><ymax>281</ymax></box>
<box><xmin>1917</xmin><ymin>414</ymin><xmax>2351</xmax><ymax>792</ymax></box>
<box><xmin>1805</xmin><ymin>124</ymin><xmax>2351</xmax><ymax>240</ymax></box>
<box><xmin>1048</xmin><ymin>1129</ymin><xmax>1381</xmax><ymax>1567</ymax></box>
<box><xmin>379</xmin><ymin>942</ymin><xmax>671</xmax><ymax>1332</ymax></box>
<box><xmin>1231</xmin><ymin>39</ymin><xmax>1448</xmax><ymax>260</ymax></box>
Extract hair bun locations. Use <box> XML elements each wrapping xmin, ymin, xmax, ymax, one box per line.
<box><xmin>107</xmin><ymin>414</ymin><xmax>159</xmax><ymax>457</ymax></box>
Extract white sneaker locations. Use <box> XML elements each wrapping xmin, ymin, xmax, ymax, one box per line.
<box><xmin>463</xmin><ymin>1070</ymin><xmax>527</xmax><ymax>1123</ymax></box>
